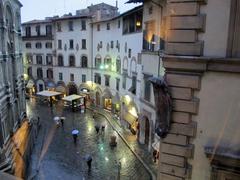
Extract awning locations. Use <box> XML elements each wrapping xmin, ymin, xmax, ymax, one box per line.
<box><xmin>62</xmin><ymin>94</ymin><xmax>83</xmax><ymax>102</ymax></box>
<box><xmin>37</xmin><ymin>90</ymin><xmax>62</xmax><ymax>97</ymax></box>
<box><xmin>124</xmin><ymin>112</ymin><xmax>137</xmax><ymax>125</ymax></box>
<box><xmin>56</xmin><ymin>86</ymin><xmax>66</xmax><ymax>93</ymax></box>
<box><xmin>26</xmin><ymin>80</ymin><xmax>34</xmax><ymax>88</ymax></box>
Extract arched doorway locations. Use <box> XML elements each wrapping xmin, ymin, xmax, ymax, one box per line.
<box><xmin>96</xmin><ymin>91</ymin><xmax>100</xmax><ymax>106</ymax></box>
<box><xmin>67</xmin><ymin>83</ymin><xmax>78</xmax><ymax>95</ymax></box>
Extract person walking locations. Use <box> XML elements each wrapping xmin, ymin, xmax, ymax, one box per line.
<box><xmin>85</xmin><ymin>154</ymin><xmax>92</xmax><ymax>172</ymax></box>
<box><xmin>73</xmin><ymin>134</ymin><xmax>77</xmax><ymax>144</ymax></box>
<box><xmin>101</xmin><ymin>123</ymin><xmax>105</xmax><ymax>133</ymax></box>
<box><xmin>60</xmin><ymin>117</ymin><xmax>64</xmax><ymax>127</ymax></box>
<box><xmin>95</xmin><ymin>125</ymin><xmax>100</xmax><ymax>134</ymax></box>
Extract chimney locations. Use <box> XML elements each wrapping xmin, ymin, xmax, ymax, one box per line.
<box><xmin>116</xmin><ymin>0</ymin><xmax>118</xmax><ymax>8</ymax></box>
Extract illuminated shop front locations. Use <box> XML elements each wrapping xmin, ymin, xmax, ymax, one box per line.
<box><xmin>26</xmin><ymin>79</ymin><xmax>35</xmax><ymax>95</ymax></box>
<box><xmin>104</xmin><ymin>98</ymin><xmax>112</xmax><ymax>111</ymax></box>
<box><xmin>121</xmin><ymin>95</ymin><xmax>139</xmax><ymax>134</ymax></box>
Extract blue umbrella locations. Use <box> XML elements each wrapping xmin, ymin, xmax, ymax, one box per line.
<box><xmin>72</xmin><ymin>129</ymin><xmax>79</xmax><ymax>135</ymax></box>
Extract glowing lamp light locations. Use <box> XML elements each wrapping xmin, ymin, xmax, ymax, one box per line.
<box><xmin>100</xmin><ymin>65</ymin><xmax>104</xmax><ymax>70</ymax></box>
<box><xmin>105</xmin><ymin>157</ymin><xmax>109</xmax><ymax>162</ymax></box>
<box><xmin>105</xmin><ymin>64</ymin><xmax>109</xmax><ymax>69</ymax></box>
<box><xmin>136</xmin><ymin>21</ymin><xmax>141</xmax><ymax>27</ymax></box>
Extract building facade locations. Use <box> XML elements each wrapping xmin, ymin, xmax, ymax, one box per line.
<box><xmin>22</xmin><ymin>3</ymin><xmax>161</xmax><ymax>152</ymax></box>
<box><xmin>133</xmin><ymin>0</ymin><xmax>240</xmax><ymax>179</ymax></box>
<box><xmin>0</xmin><ymin>0</ymin><xmax>26</xmax><ymax>174</ymax></box>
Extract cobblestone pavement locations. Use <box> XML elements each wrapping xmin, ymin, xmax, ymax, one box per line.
<box><xmin>26</xmin><ymin>99</ymin><xmax>152</xmax><ymax>180</ymax></box>
<box><xmin>88</xmin><ymin>106</ymin><xmax>158</xmax><ymax>177</ymax></box>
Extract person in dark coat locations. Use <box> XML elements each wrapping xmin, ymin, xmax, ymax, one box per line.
<box><xmin>87</xmin><ymin>156</ymin><xmax>92</xmax><ymax>171</ymax></box>
<box><xmin>95</xmin><ymin>125</ymin><xmax>100</xmax><ymax>134</ymax></box>
<box><xmin>73</xmin><ymin>134</ymin><xmax>77</xmax><ymax>144</ymax></box>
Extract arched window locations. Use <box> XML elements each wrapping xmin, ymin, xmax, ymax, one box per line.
<box><xmin>37</xmin><ymin>68</ymin><xmax>43</xmax><ymax>78</ymax></box>
<box><xmin>36</xmin><ymin>42</ymin><xmax>42</xmax><ymax>49</ymax></box>
<box><xmin>47</xmin><ymin>68</ymin><xmax>53</xmax><ymax>79</ymax></box>
<box><xmin>81</xmin><ymin>56</ymin><xmax>88</xmax><ymax>68</ymax></box>
<box><xmin>116</xmin><ymin>58</ymin><xmax>121</xmax><ymax>73</ymax></box>
<box><xmin>104</xmin><ymin>56</ymin><xmax>112</xmax><ymax>71</ymax></box>
<box><xmin>69</xmin><ymin>55</ymin><xmax>75</xmax><ymax>67</ymax></box>
<box><xmin>58</xmin><ymin>55</ymin><xmax>64</xmax><ymax>66</ymax></box>
<box><xmin>95</xmin><ymin>56</ymin><xmax>101</xmax><ymax>68</ymax></box>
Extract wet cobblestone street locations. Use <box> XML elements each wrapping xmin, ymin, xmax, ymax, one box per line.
<box><xmin>26</xmin><ymin>99</ymin><xmax>151</xmax><ymax>180</ymax></box>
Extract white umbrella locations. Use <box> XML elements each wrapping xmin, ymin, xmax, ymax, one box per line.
<box><xmin>54</xmin><ymin>116</ymin><xmax>60</xmax><ymax>121</ymax></box>
<box><xmin>72</xmin><ymin>129</ymin><xmax>79</xmax><ymax>135</ymax></box>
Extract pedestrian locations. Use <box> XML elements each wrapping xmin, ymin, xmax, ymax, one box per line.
<box><xmin>86</xmin><ymin>155</ymin><xmax>92</xmax><ymax>171</ymax></box>
<box><xmin>73</xmin><ymin>134</ymin><xmax>77</xmax><ymax>144</ymax></box>
<box><xmin>95</xmin><ymin>125</ymin><xmax>100</xmax><ymax>134</ymax></box>
<box><xmin>101</xmin><ymin>124</ymin><xmax>105</xmax><ymax>133</ymax></box>
<box><xmin>60</xmin><ymin>117</ymin><xmax>64</xmax><ymax>127</ymax></box>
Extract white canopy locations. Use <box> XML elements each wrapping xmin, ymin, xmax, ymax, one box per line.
<box><xmin>37</xmin><ymin>90</ymin><xmax>62</xmax><ymax>97</ymax></box>
<box><xmin>62</xmin><ymin>94</ymin><xmax>83</xmax><ymax>102</ymax></box>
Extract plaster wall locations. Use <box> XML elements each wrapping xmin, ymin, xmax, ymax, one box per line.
<box><xmin>199</xmin><ymin>0</ymin><xmax>231</xmax><ymax>57</ymax></box>
<box><xmin>190</xmin><ymin>71</ymin><xmax>240</xmax><ymax>179</ymax></box>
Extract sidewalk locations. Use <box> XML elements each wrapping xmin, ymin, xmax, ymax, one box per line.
<box><xmin>88</xmin><ymin>106</ymin><xmax>158</xmax><ymax>180</ymax></box>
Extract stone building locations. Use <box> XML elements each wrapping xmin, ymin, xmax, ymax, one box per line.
<box><xmin>0</xmin><ymin>0</ymin><xmax>27</xmax><ymax>176</ymax></box>
<box><xmin>22</xmin><ymin>3</ymin><xmax>162</xmax><ymax>153</ymax></box>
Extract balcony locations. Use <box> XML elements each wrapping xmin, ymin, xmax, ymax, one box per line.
<box><xmin>22</xmin><ymin>34</ymin><xmax>53</xmax><ymax>41</ymax></box>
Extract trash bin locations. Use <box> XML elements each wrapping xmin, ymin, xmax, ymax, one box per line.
<box><xmin>109</xmin><ymin>135</ymin><xmax>117</xmax><ymax>147</ymax></box>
